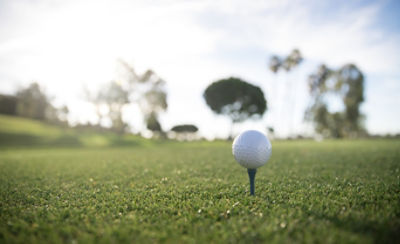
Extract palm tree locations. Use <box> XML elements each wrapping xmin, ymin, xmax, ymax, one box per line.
<box><xmin>283</xmin><ymin>49</ymin><xmax>303</xmax><ymax>137</ymax></box>
<box><xmin>268</xmin><ymin>49</ymin><xmax>303</xmax><ymax>138</ymax></box>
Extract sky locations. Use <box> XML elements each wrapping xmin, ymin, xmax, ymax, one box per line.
<box><xmin>0</xmin><ymin>0</ymin><xmax>399</xmax><ymax>139</ymax></box>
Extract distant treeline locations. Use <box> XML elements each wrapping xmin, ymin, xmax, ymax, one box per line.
<box><xmin>0</xmin><ymin>83</ymin><xmax>68</xmax><ymax>126</ymax></box>
<box><xmin>0</xmin><ymin>80</ymin><xmax>199</xmax><ymax>140</ymax></box>
<box><xmin>1</xmin><ymin>52</ymin><xmax>370</xmax><ymax>139</ymax></box>
<box><xmin>0</xmin><ymin>94</ymin><xmax>17</xmax><ymax>115</ymax></box>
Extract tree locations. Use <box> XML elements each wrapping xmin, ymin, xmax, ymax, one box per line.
<box><xmin>15</xmin><ymin>83</ymin><xmax>50</xmax><ymax>120</ymax></box>
<box><xmin>171</xmin><ymin>124</ymin><xmax>198</xmax><ymax>133</ymax></box>
<box><xmin>282</xmin><ymin>49</ymin><xmax>303</xmax><ymax>71</ymax></box>
<box><xmin>170</xmin><ymin>124</ymin><xmax>198</xmax><ymax>141</ymax></box>
<box><xmin>268</xmin><ymin>49</ymin><xmax>303</xmax><ymax>137</ymax></box>
<box><xmin>0</xmin><ymin>94</ymin><xmax>17</xmax><ymax>115</ymax></box>
<box><xmin>86</xmin><ymin>61</ymin><xmax>168</xmax><ymax>135</ymax></box>
<box><xmin>269</xmin><ymin>49</ymin><xmax>303</xmax><ymax>73</ymax></box>
<box><xmin>203</xmin><ymin>77</ymin><xmax>267</xmax><ymax>137</ymax></box>
<box><xmin>146</xmin><ymin>112</ymin><xmax>162</xmax><ymax>132</ymax></box>
<box><xmin>269</xmin><ymin>56</ymin><xmax>281</xmax><ymax>73</ymax></box>
<box><xmin>305</xmin><ymin>63</ymin><xmax>366</xmax><ymax>138</ymax></box>
<box><xmin>88</xmin><ymin>81</ymin><xmax>130</xmax><ymax>133</ymax></box>
<box><xmin>139</xmin><ymin>81</ymin><xmax>168</xmax><ymax>133</ymax></box>
<box><xmin>13</xmin><ymin>82</ymin><xmax>69</xmax><ymax>125</ymax></box>
<box><xmin>57</xmin><ymin>105</ymin><xmax>69</xmax><ymax>123</ymax></box>
<box><xmin>117</xmin><ymin>61</ymin><xmax>168</xmax><ymax>134</ymax></box>
<box><xmin>336</xmin><ymin>64</ymin><xmax>365</xmax><ymax>132</ymax></box>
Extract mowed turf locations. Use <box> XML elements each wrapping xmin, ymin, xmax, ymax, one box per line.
<box><xmin>0</xmin><ymin>140</ymin><xmax>399</xmax><ymax>243</ymax></box>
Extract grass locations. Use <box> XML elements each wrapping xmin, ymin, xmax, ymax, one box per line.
<box><xmin>0</xmin><ymin>114</ymin><xmax>149</xmax><ymax>148</ymax></box>
<box><xmin>0</xmin><ymin>139</ymin><xmax>399</xmax><ymax>243</ymax></box>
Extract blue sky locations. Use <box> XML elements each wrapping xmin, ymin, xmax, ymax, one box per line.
<box><xmin>0</xmin><ymin>0</ymin><xmax>399</xmax><ymax>138</ymax></box>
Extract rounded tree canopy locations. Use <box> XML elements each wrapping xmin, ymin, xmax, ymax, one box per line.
<box><xmin>171</xmin><ymin>124</ymin><xmax>198</xmax><ymax>133</ymax></box>
<box><xmin>203</xmin><ymin>77</ymin><xmax>267</xmax><ymax>123</ymax></box>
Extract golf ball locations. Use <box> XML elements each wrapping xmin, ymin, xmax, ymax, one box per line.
<box><xmin>232</xmin><ymin>130</ymin><xmax>272</xmax><ymax>169</ymax></box>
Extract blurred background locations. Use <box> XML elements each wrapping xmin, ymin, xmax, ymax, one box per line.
<box><xmin>0</xmin><ymin>0</ymin><xmax>399</xmax><ymax>145</ymax></box>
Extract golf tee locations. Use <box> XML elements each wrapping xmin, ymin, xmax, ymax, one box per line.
<box><xmin>247</xmin><ymin>168</ymin><xmax>257</xmax><ymax>195</ymax></box>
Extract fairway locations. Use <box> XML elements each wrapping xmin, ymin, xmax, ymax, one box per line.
<box><xmin>1</xmin><ymin>140</ymin><xmax>399</xmax><ymax>243</ymax></box>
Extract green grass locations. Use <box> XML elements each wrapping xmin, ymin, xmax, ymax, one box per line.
<box><xmin>1</xmin><ymin>140</ymin><xmax>399</xmax><ymax>243</ymax></box>
<box><xmin>0</xmin><ymin>114</ymin><xmax>63</xmax><ymax>137</ymax></box>
<box><xmin>0</xmin><ymin>114</ymin><xmax>149</xmax><ymax>148</ymax></box>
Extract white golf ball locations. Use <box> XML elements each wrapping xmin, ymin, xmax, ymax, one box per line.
<box><xmin>232</xmin><ymin>130</ymin><xmax>272</xmax><ymax>169</ymax></box>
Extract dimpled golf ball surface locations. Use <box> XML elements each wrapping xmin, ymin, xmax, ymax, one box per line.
<box><xmin>232</xmin><ymin>130</ymin><xmax>272</xmax><ymax>169</ymax></box>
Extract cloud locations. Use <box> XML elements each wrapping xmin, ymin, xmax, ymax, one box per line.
<box><xmin>194</xmin><ymin>0</ymin><xmax>400</xmax><ymax>74</ymax></box>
